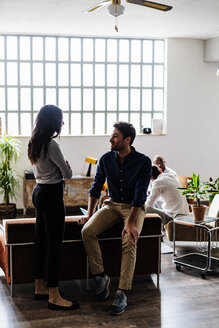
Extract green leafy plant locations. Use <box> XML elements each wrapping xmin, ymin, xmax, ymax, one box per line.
<box><xmin>177</xmin><ymin>173</ymin><xmax>207</xmax><ymax>207</ymax></box>
<box><xmin>0</xmin><ymin>135</ymin><xmax>21</xmax><ymax>204</ymax></box>
<box><xmin>203</xmin><ymin>177</ymin><xmax>219</xmax><ymax>203</ymax></box>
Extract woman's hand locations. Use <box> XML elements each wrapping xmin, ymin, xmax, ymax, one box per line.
<box><xmin>66</xmin><ymin>160</ymin><xmax>71</xmax><ymax>168</ymax></box>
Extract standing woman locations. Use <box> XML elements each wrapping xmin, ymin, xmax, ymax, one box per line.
<box><xmin>28</xmin><ymin>104</ymin><xmax>79</xmax><ymax>310</ymax></box>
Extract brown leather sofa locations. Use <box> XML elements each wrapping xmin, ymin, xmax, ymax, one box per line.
<box><xmin>0</xmin><ymin>214</ymin><xmax>161</xmax><ymax>296</ymax></box>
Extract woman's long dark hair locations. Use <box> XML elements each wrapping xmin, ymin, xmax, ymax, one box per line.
<box><xmin>28</xmin><ymin>105</ymin><xmax>63</xmax><ymax>164</ymax></box>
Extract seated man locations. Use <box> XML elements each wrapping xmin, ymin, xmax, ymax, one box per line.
<box><xmin>146</xmin><ymin>165</ymin><xmax>190</xmax><ymax>227</ymax></box>
<box><xmin>153</xmin><ymin>155</ymin><xmax>177</xmax><ymax>177</ymax></box>
<box><xmin>78</xmin><ymin>121</ymin><xmax>151</xmax><ymax>315</ymax></box>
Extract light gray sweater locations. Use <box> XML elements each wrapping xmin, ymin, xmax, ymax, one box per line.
<box><xmin>33</xmin><ymin>139</ymin><xmax>72</xmax><ymax>184</ymax></box>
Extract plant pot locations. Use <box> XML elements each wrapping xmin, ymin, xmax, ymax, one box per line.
<box><xmin>192</xmin><ymin>205</ymin><xmax>206</xmax><ymax>222</ymax></box>
<box><xmin>0</xmin><ymin>203</ymin><xmax>17</xmax><ymax>220</ymax></box>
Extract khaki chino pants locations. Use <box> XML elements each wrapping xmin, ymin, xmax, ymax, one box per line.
<box><xmin>82</xmin><ymin>199</ymin><xmax>146</xmax><ymax>290</ymax></box>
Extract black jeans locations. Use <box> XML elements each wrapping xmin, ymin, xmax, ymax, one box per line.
<box><xmin>32</xmin><ymin>181</ymin><xmax>65</xmax><ymax>287</ymax></box>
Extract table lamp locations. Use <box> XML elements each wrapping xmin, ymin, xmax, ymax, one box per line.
<box><xmin>85</xmin><ymin>156</ymin><xmax>98</xmax><ymax>177</ymax></box>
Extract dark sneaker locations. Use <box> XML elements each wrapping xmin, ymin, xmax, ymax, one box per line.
<box><xmin>95</xmin><ymin>274</ymin><xmax>110</xmax><ymax>301</ymax></box>
<box><xmin>109</xmin><ymin>290</ymin><xmax>127</xmax><ymax>315</ymax></box>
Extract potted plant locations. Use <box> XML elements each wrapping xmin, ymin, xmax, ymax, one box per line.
<box><xmin>178</xmin><ymin>173</ymin><xmax>207</xmax><ymax>222</ymax></box>
<box><xmin>203</xmin><ymin>177</ymin><xmax>219</xmax><ymax>204</ymax></box>
<box><xmin>0</xmin><ymin>135</ymin><xmax>21</xmax><ymax>219</ymax></box>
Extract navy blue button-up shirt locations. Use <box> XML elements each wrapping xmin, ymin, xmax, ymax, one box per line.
<box><xmin>89</xmin><ymin>147</ymin><xmax>152</xmax><ymax>207</ymax></box>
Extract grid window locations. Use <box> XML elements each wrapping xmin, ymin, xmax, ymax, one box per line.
<box><xmin>0</xmin><ymin>34</ymin><xmax>165</xmax><ymax>135</ymax></box>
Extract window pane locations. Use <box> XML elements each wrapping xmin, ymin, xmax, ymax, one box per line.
<box><xmin>130</xmin><ymin>113</ymin><xmax>140</xmax><ymax>133</ymax></box>
<box><xmin>0</xmin><ymin>88</ymin><xmax>5</xmax><ymax>111</ymax></box>
<box><xmin>71</xmin><ymin>113</ymin><xmax>81</xmax><ymax>135</ymax></box>
<box><xmin>142</xmin><ymin>90</ymin><xmax>152</xmax><ymax>111</ymax></box>
<box><xmin>119</xmin><ymin>113</ymin><xmax>128</xmax><ymax>122</ymax></box>
<box><xmin>131</xmin><ymin>40</ymin><xmax>141</xmax><ymax>62</ymax></box>
<box><xmin>95</xmin><ymin>64</ymin><xmax>105</xmax><ymax>86</ymax></box>
<box><xmin>119</xmin><ymin>89</ymin><xmax>128</xmax><ymax>111</ymax></box>
<box><xmin>119</xmin><ymin>65</ymin><xmax>129</xmax><ymax>87</ymax></box>
<box><xmin>8</xmin><ymin>113</ymin><xmax>18</xmax><ymax>135</ymax></box>
<box><xmin>71</xmin><ymin>89</ymin><xmax>81</xmax><ymax>111</ymax></box>
<box><xmin>154</xmin><ymin>41</ymin><xmax>164</xmax><ymax>63</ymax></box>
<box><xmin>154</xmin><ymin>65</ymin><xmax>164</xmax><ymax>87</ymax></box>
<box><xmin>71</xmin><ymin>38</ymin><xmax>81</xmax><ymax>61</ymax></box>
<box><xmin>107</xmin><ymin>39</ymin><xmax>117</xmax><ymax>62</ymax></box>
<box><xmin>20</xmin><ymin>88</ymin><xmax>31</xmax><ymax>111</ymax></box>
<box><xmin>142</xmin><ymin>65</ymin><xmax>152</xmax><ymax>87</ymax></box>
<box><xmin>83</xmin><ymin>39</ymin><xmax>93</xmax><ymax>61</ymax></box>
<box><xmin>154</xmin><ymin>89</ymin><xmax>163</xmax><ymax>111</ymax></box>
<box><xmin>130</xmin><ymin>65</ymin><xmax>140</xmax><ymax>87</ymax></box>
<box><xmin>95</xmin><ymin>39</ymin><xmax>105</xmax><ymax>62</ymax></box>
<box><xmin>7</xmin><ymin>36</ymin><xmax>17</xmax><ymax>59</ymax></box>
<box><xmin>20</xmin><ymin>63</ymin><xmax>30</xmax><ymax>85</ymax></box>
<box><xmin>0</xmin><ymin>114</ymin><xmax>6</xmax><ymax>134</ymax></box>
<box><xmin>46</xmin><ymin>63</ymin><xmax>56</xmax><ymax>86</ymax></box>
<box><xmin>33</xmin><ymin>63</ymin><xmax>43</xmax><ymax>86</ymax></box>
<box><xmin>21</xmin><ymin>113</ymin><xmax>31</xmax><ymax>135</ymax></box>
<box><xmin>83</xmin><ymin>113</ymin><xmax>93</xmax><ymax>135</ymax></box>
<box><xmin>58</xmin><ymin>38</ymin><xmax>69</xmax><ymax>61</ymax></box>
<box><xmin>33</xmin><ymin>88</ymin><xmax>44</xmax><ymax>111</ymax></box>
<box><xmin>7</xmin><ymin>63</ymin><xmax>17</xmax><ymax>85</ymax></box>
<box><xmin>153</xmin><ymin>113</ymin><xmax>163</xmax><ymax>119</ymax></box>
<box><xmin>130</xmin><ymin>89</ymin><xmax>140</xmax><ymax>111</ymax></box>
<box><xmin>95</xmin><ymin>113</ymin><xmax>105</xmax><ymax>134</ymax></box>
<box><xmin>95</xmin><ymin>89</ymin><xmax>105</xmax><ymax>111</ymax></box>
<box><xmin>142</xmin><ymin>113</ymin><xmax>152</xmax><ymax>128</ymax></box>
<box><xmin>71</xmin><ymin>64</ymin><xmax>81</xmax><ymax>86</ymax></box>
<box><xmin>107</xmin><ymin>64</ymin><xmax>117</xmax><ymax>86</ymax></box>
<box><xmin>58</xmin><ymin>63</ymin><xmax>69</xmax><ymax>86</ymax></box>
<box><xmin>0</xmin><ymin>36</ymin><xmax>4</xmax><ymax>59</ymax></box>
<box><xmin>83</xmin><ymin>64</ymin><xmax>93</xmax><ymax>86</ymax></box>
<box><xmin>0</xmin><ymin>63</ymin><xmax>5</xmax><ymax>84</ymax></box>
<box><xmin>46</xmin><ymin>88</ymin><xmax>56</xmax><ymax>105</ymax></box>
<box><xmin>119</xmin><ymin>40</ymin><xmax>129</xmax><ymax>62</ymax></box>
<box><xmin>62</xmin><ymin>113</ymin><xmax>69</xmax><ymax>135</ymax></box>
<box><xmin>32</xmin><ymin>37</ymin><xmax>43</xmax><ymax>60</ymax></box>
<box><xmin>7</xmin><ymin>88</ymin><xmax>18</xmax><ymax>111</ymax></box>
<box><xmin>45</xmin><ymin>37</ymin><xmax>56</xmax><ymax>61</ymax></box>
<box><xmin>83</xmin><ymin>89</ymin><xmax>93</xmax><ymax>111</ymax></box>
<box><xmin>20</xmin><ymin>37</ymin><xmax>30</xmax><ymax>60</ymax></box>
<box><xmin>59</xmin><ymin>88</ymin><xmax>69</xmax><ymax>110</ymax></box>
<box><xmin>107</xmin><ymin>89</ymin><xmax>117</xmax><ymax>111</ymax></box>
<box><xmin>143</xmin><ymin>40</ymin><xmax>153</xmax><ymax>62</ymax></box>
<box><xmin>107</xmin><ymin>113</ymin><xmax>117</xmax><ymax>134</ymax></box>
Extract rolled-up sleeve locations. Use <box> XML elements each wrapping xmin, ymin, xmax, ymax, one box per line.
<box><xmin>89</xmin><ymin>156</ymin><xmax>106</xmax><ymax>199</ymax></box>
<box><xmin>131</xmin><ymin>157</ymin><xmax>152</xmax><ymax>207</ymax></box>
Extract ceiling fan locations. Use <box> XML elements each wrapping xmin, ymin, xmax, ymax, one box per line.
<box><xmin>83</xmin><ymin>0</ymin><xmax>173</xmax><ymax>32</ymax></box>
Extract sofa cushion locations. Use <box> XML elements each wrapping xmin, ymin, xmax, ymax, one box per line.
<box><xmin>3</xmin><ymin>213</ymin><xmax>161</xmax><ymax>244</ymax></box>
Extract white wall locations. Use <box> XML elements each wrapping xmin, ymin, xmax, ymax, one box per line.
<box><xmin>6</xmin><ymin>38</ymin><xmax>219</xmax><ymax>210</ymax></box>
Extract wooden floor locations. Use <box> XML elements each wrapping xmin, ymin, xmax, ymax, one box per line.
<box><xmin>1</xmin><ymin>243</ymin><xmax>219</xmax><ymax>328</ymax></box>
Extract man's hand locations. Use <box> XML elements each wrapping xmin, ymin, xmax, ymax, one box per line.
<box><xmin>77</xmin><ymin>215</ymin><xmax>90</xmax><ymax>225</ymax></box>
<box><xmin>122</xmin><ymin>223</ymin><xmax>139</xmax><ymax>242</ymax></box>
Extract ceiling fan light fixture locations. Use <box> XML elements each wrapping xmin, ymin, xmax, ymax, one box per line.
<box><xmin>108</xmin><ymin>4</ymin><xmax>125</xmax><ymax>17</ymax></box>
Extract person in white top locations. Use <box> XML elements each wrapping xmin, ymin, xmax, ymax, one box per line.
<box><xmin>146</xmin><ymin>165</ymin><xmax>190</xmax><ymax>227</ymax></box>
<box><xmin>153</xmin><ymin>155</ymin><xmax>177</xmax><ymax>177</ymax></box>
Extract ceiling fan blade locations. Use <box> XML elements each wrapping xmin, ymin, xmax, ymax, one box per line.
<box><xmin>83</xmin><ymin>0</ymin><xmax>111</xmax><ymax>13</ymax></box>
<box><xmin>126</xmin><ymin>0</ymin><xmax>172</xmax><ymax>12</ymax></box>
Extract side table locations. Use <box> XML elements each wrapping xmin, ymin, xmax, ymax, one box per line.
<box><xmin>173</xmin><ymin>215</ymin><xmax>219</xmax><ymax>277</ymax></box>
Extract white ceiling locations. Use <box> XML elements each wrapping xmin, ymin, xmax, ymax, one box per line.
<box><xmin>0</xmin><ymin>0</ymin><xmax>219</xmax><ymax>39</ymax></box>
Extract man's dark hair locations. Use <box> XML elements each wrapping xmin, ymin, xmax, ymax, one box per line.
<box><xmin>113</xmin><ymin>121</ymin><xmax>136</xmax><ymax>145</ymax></box>
<box><xmin>151</xmin><ymin>165</ymin><xmax>162</xmax><ymax>180</ymax></box>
